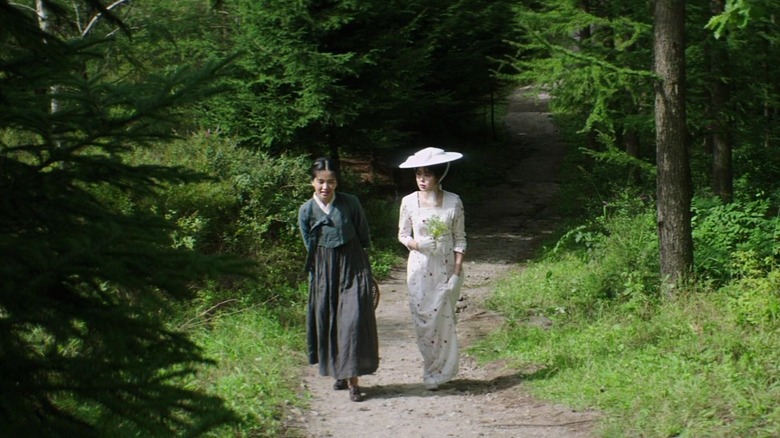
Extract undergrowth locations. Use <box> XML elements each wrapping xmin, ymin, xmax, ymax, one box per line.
<box><xmin>124</xmin><ymin>132</ymin><xmax>404</xmax><ymax>435</ymax></box>
<box><xmin>186</xmin><ymin>304</ymin><xmax>306</xmax><ymax>436</ymax></box>
<box><xmin>471</xmin><ymin>190</ymin><xmax>780</xmax><ymax>437</ymax></box>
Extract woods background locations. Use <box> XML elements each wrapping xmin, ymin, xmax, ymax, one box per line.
<box><xmin>3</xmin><ymin>0</ymin><xmax>780</xmax><ymax>436</ymax></box>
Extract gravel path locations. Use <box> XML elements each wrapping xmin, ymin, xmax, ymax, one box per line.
<box><xmin>295</xmin><ymin>88</ymin><xmax>601</xmax><ymax>438</ymax></box>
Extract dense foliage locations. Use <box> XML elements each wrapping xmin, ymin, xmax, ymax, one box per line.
<box><xmin>470</xmin><ymin>2</ymin><xmax>780</xmax><ymax>434</ymax></box>
<box><xmin>115</xmin><ymin>0</ymin><xmax>516</xmax><ymax>155</ymax></box>
<box><xmin>1</xmin><ymin>0</ymin><xmax>515</xmax><ymax>434</ymax></box>
<box><xmin>508</xmin><ymin>0</ymin><xmax>780</xmax><ymax>279</ymax></box>
<box><xmin>475</xmin><ymin>182</ymin><xmax>780</xmax><ymax>436</ymax></box>
<box><xmin>6</xmin><ymin>0</ymin><xmax>780</xmax><ymax>434</ymax></box>
<box><xmin>0</xmin><ymin>1</ymin><xmax>248</xmax><ymax>435</ymax></box>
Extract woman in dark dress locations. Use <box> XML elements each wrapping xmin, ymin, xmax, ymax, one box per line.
<box><xmin>298</xmin><ymin>157</ymin><xmax>379</xmax><ymax>402</ymax></box>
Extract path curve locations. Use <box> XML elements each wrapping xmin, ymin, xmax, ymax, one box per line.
<box><xmin>295</xmin><ymin>88</ymin><xmax>599</xmax><ymax>438</ymax></box>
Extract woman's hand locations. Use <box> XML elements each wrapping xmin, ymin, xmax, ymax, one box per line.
<box><xmin>414</xmin><ymin>237</ymin><xmax>436</xmax><ymax>254</ymax></box>
<box><xmin>447</xmin><ymin>273</ymin><xmax>463</xmax><ymax>292</ymax></box>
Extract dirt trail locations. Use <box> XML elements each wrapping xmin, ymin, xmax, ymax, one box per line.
<box><xmin>293</xmin><ymin>88</ymin><xmax>600</xmax><ymax>437</ymax></box>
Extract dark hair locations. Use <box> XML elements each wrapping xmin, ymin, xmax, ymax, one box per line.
<box><xmin>310</xmin><ymin>157</ymin><xmax>340</xmax><ymax>180</ymax></box>
<box><xmin>417</xmin><ymin>163</ymin><xmax>448</xmax><ymax>179</ymax></box>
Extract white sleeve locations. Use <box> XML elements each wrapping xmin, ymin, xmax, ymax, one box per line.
<box><xmin>398</xmin><ymin>197</ymin><xmax>414</xmax><ymax>249</ymax></box>
<box><xmin>452</xmin><ymin>195</ymin><xmax>467</xmax><ymax>254</ymax></box>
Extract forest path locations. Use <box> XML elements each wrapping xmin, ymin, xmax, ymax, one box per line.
<box><xmin>293</xmin><ymin>88</ymin><xmax>600</xmax><ymax>437</ymax></box>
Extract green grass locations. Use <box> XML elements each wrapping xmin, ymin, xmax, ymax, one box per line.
<box><xmin>470</xmin><ymin>229</ymin><xmax>780</xmax><ymax>437</ymax></box>
<box><xmin>187</xmin><ymin>305</ymin><xmax>307</xmax><ymax>436</ymax></box>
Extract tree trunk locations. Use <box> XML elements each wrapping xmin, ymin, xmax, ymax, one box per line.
<box><xmin>710</xmin><ymin>0</ymin><xmax>733</xmax><ymax>203</ymax></box>
<box><xmin>36</xmin><ymin>0</ymin><xmax>62</xmax><ymax>151</ymax></box>
<box><xmin>578</xmin><ymin>0</ymin><xmax>599</xmax><ymax>174</ymax></box>
<box><xmin>654</xmin><ymin>0</ymin><xmax>693</xmax><ymax>287</ymax></box>
<box><xmin>625</xmin><ymin>127</ymin><xmax>642</xmax><ymax>185</ymax></box>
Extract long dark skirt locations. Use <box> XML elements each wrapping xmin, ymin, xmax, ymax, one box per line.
<box><xmin>307</xmin><ymin>238</ymin><xmax>379</xmax><ymax>379</ymax></box>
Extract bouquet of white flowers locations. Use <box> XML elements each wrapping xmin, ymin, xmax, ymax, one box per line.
<box><xmin>426</xmin><ymin>215</ymin><xmax>448</xmax><ymax>240</ymax></box>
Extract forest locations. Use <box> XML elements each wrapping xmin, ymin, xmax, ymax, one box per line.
<box><xmin>2</xmin><ymin>0</ymin><xmax>779</xmax><ymax>436</ymax></box>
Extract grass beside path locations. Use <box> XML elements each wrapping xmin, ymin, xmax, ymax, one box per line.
<box><xmin>469</xmin><ymin>206</ymin><xmax>780</xmax><ymax>437</ymax></box>
<box><xmin>188</xmin><ymin>306</ymin><xmax>307</xmax><ymax>436</ymax></box>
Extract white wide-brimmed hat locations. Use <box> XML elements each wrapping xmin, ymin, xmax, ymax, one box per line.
<box><xmin>398</xmin><ymin>147</ymin><xmax>463</xmax><ymax>168</ymax></box>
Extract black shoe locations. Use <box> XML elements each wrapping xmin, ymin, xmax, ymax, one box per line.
<box><xmin>333</xmin><ymin>379</ymin><xmax>348</xmax><ymax>390</ymax></box>
<box><xmin>349</xmin><ymin>386</ymin><xmax>363</xmax><ymax>402</ymax></box>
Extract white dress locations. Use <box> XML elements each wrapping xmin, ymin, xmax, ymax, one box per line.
<box><xmin>398</xmin><ymin>190</ymin><xmax>467</xmax><ymax>387</ymax></box>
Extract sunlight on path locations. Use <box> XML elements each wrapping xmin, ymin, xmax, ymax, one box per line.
<box><xmin>295</xmin><ymin>88</ymin><xmax>599</xmax><ymax>438</ymax></box>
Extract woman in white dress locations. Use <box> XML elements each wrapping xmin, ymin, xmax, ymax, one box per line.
<box><xmin>397</xmin><ymin>147</ymin><xmax>466</xmax><ymax>390</ymax></box>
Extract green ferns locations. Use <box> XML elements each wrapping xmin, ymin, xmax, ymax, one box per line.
<box><xmin>692</xmin><ymin>194</ymin><xmax>780</xmax><ymax>282</ymax></box>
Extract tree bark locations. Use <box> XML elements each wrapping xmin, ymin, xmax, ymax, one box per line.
<box><xmin>36</xmin><ymin>0</ymin><xmax>62</xmax><ymax>151</ymax></box>
<box><xmin>710</xmin><ymin>0</ymin><xmax>733</xmax><ymax>203</ymax></box>
<box><xmin>654</xmin><ymin>0</ymin><xmax>693</xmax><ymax>287</ymax></box>
<box><xmin>625</xmin><ymin>127</ymin><xmax>642</xmax><ymax>185</ymax></box>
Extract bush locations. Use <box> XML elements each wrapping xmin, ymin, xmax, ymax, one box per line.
<box><xmin>720</xmin><ymin>254</ymin><xmax>780</xmax><ymax>327</ymax></box>
<box><xmin>121</xmin><ymin>134</ymin><xmax>313</xmax><ymax>308</ymax></box>
<box><xmin>692</xmin><ymin>194</ymin><xmax>780</xmax><ymax>283</ymax></box>
<box><xmin>549</xmin><ymin>191</ymin><xmax>659</xmax><ymax>301</ymax></box>
<box><xmin>476</xmin><ymin>189</ymin><xmax>780</xmax><ymax>437</ymax></box>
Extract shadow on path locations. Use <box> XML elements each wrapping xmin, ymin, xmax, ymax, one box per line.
<box><xmin>294</xmin><ymin>87</ymin><xmax>599</xmax><ymax>438</ymax></box>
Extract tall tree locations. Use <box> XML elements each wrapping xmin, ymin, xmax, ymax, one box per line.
<box><xmin>653</xmin><ymin>0</ymin><xmax>693</xmax><ymax>285</ymax></box>
<box><xmin>0</xmin><ymin>1</ymin><xmax>243</xmax><ymax>434</ymax></box>
<box><xmin>706</xmin><ymin>0</ymin><xmax>780</xmax><ymax>194</ymax></box>
<box><xmin>708</xmin><ymin>0</ymin><xmax>733</xmax><ymax>203</ymax></box>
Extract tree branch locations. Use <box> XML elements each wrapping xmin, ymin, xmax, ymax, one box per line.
<box><xmin>81</xmin><ymin>0</ymin><xmax>131</xmax><ymax>38</ymax></box>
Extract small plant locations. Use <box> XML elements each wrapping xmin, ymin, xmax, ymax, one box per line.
<box><xmin>426</xmin><ymin>215</ymin><xmax>449</xmax><ymax>240</ymax></box>
<box><xmin>165</xmin><ymin>210</ymin><xmax>207</xmax><ymax>250</ymax></box>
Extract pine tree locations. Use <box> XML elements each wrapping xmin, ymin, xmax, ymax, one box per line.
<box><xmin>0</xmin><ymin>1</ymin><xmax>243</xmax><ymax>434</ymax></box>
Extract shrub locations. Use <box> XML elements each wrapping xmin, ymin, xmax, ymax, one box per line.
<box><xmin>692</xmin><ymin>194</ymin><xmax>780</xmax><ymax>283</ymax></box>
